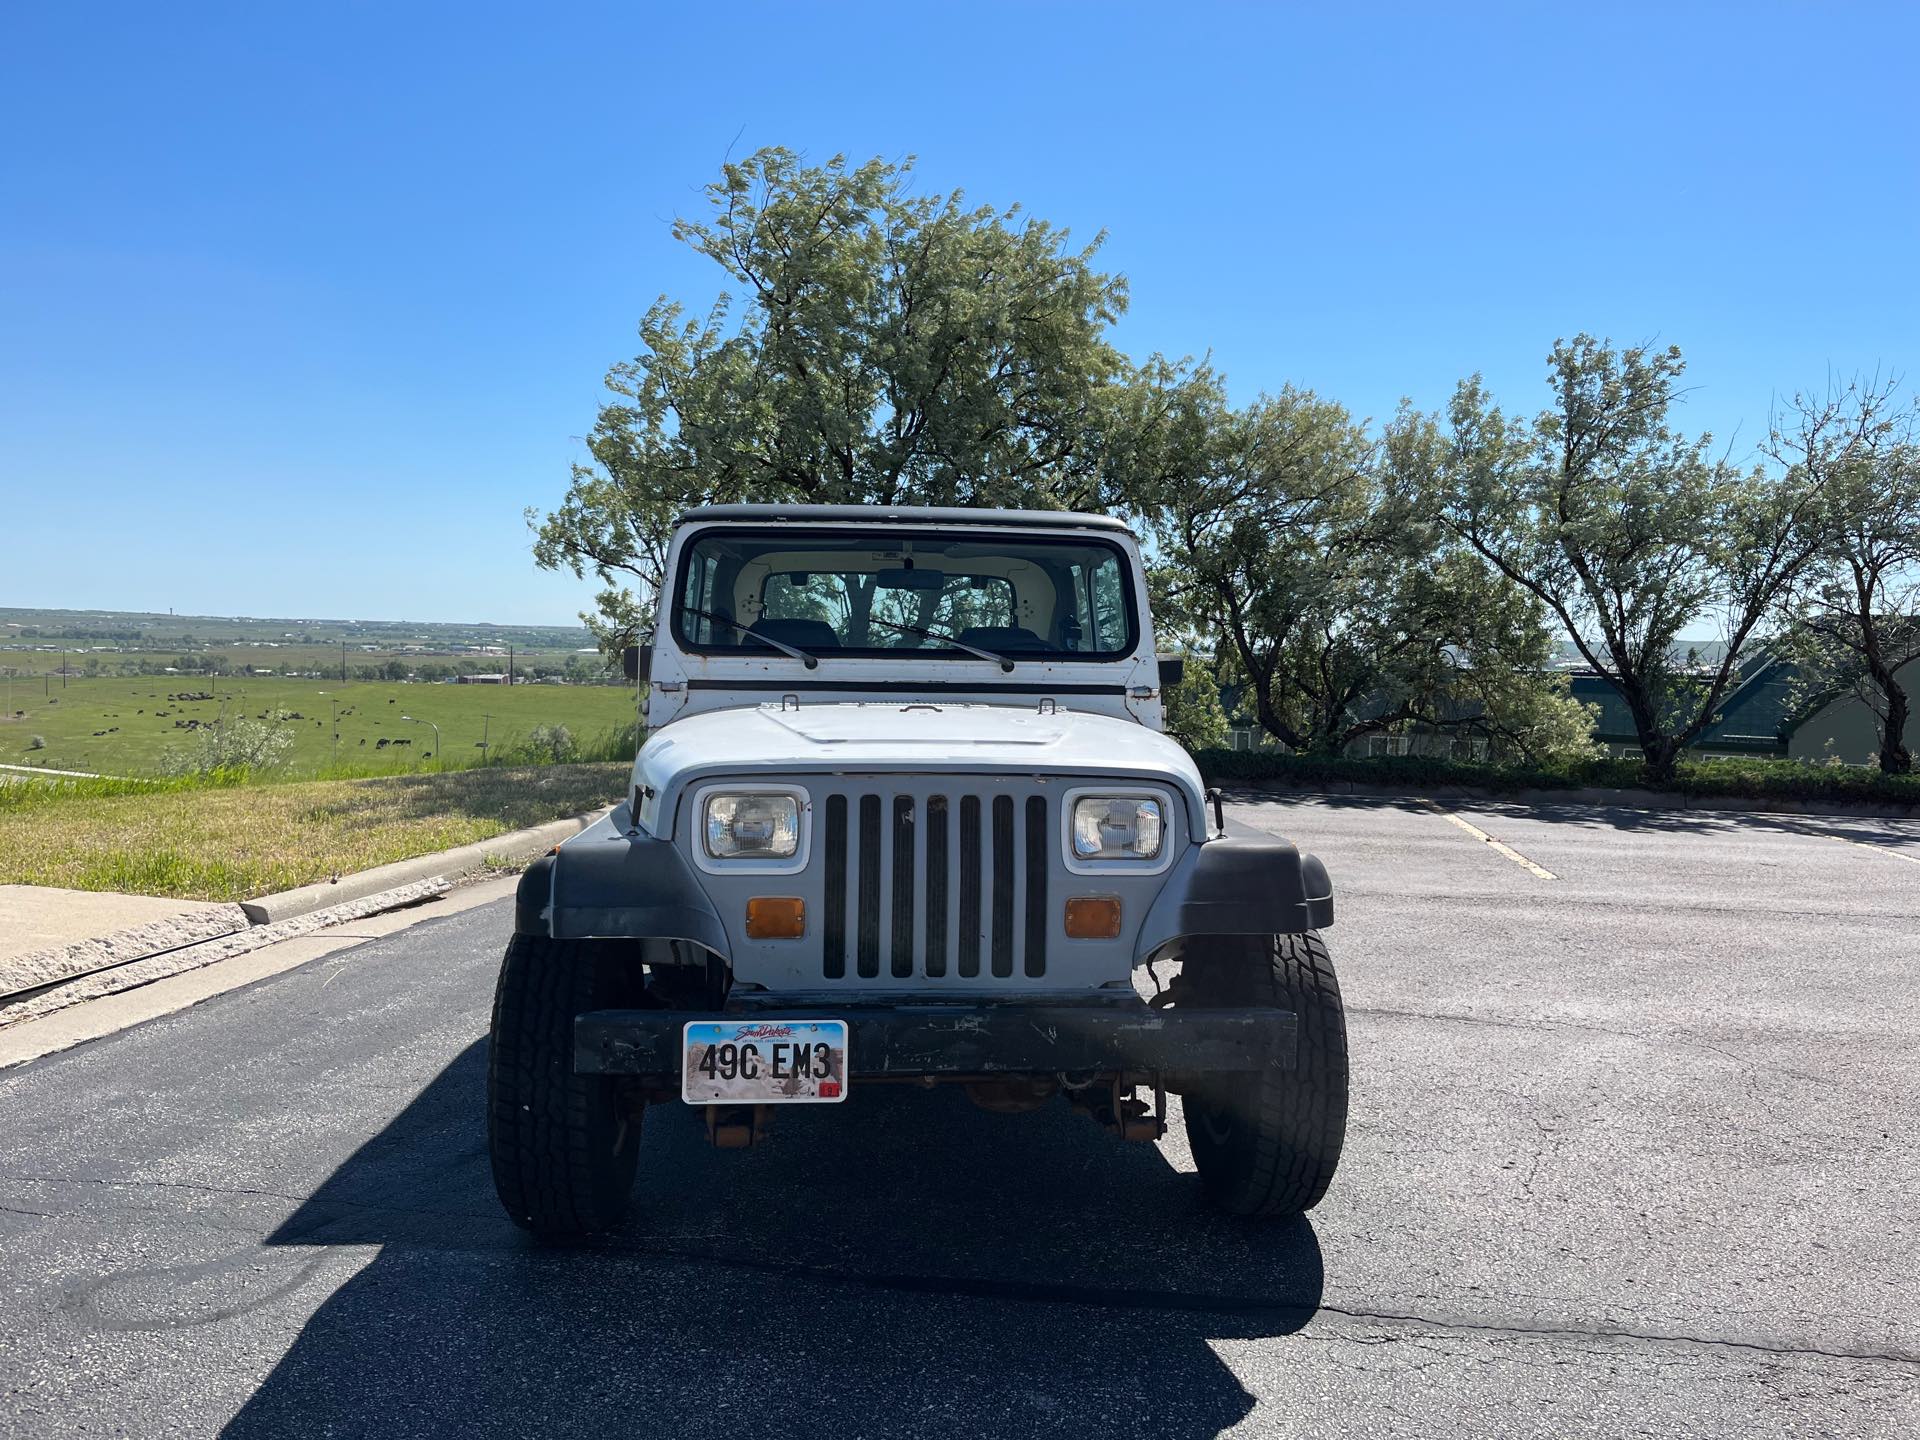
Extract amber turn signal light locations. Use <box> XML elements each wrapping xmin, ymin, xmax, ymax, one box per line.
<box><xmin>745</xmin><ymin>896</ymin><xmax>806</xmax><ymax>939</ymax></box>
<box><xmin>1064</xmin><ymin>895</ymin><xmax>1122</xmax><ymax>940</ymax></box>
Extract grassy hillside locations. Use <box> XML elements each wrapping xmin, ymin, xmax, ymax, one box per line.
<box><xmin>0</xmin><ymin>675</ymin><xmax>640</xmax><ymax>776</ymax></box>
<box><xmin>0</xmin><ymin>764</ymin><xmax>628</xmax><ymax>899</ymax></box>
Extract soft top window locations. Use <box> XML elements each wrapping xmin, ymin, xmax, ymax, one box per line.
<box><xmin>672</xmin><ymin>528</ymin><xmax>1138</xmax><ymax>661</ymax></box>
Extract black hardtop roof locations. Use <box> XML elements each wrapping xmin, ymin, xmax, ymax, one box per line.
<box><xmin>676</xmin><ymin>503</ymin><xmax>1135</xmax><ymax>536</ymax></box>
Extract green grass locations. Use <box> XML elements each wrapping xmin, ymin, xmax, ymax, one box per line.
<box><xmin>0</xmin><ymin>674</ymin><xmax>640</xmax><ymax>777</ymax></box>
<box><xmin>0</xmin><ymin>763</ymin><xmax>629</xmax><ymax>900</ymax></box>
<box><xmin>1192</xmin><ymin>749</ymin><xmax>1920</xmax><ymax>806</ymax></box>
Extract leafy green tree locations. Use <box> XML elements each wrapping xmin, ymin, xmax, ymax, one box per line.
<box><xmin>1437</xmin><ymin>337</ymin><xmax>1825</xmax><ymax>782</ymax></box>
<box><xmin>533</xmin><ymin>148</ymin><xmax>1131</xmax><ymax>650</ymax></box>
<box><xmin>1766</xmin><ymin>378</ymin><xmax>1920</xmax><ymax>772</ymax></box>
<box><xmin>1125</xmin><ymin>367</ymin><xmax>1571</xmax><ymax>756</ymax></box>
<box><xmin>1158</xmin><ymin>646</ymin><xmax>1231</xmax><ymax>752</ymax></box>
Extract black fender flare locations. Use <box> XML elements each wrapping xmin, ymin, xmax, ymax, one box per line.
<box><xmin>514</xmin><ymin>812</ymin><xmax>730</xmax><ymax>958</ymax></box>
<box><xmin>1133</xmin><ymin>833</ymin><xmax>1333</xmax><ymax>959</ymax></box>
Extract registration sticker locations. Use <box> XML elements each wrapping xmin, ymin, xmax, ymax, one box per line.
<box><xmin>681</xmin><ymin>1019</ymin><xmax>849</xmax><ymax>1104</ymax></box>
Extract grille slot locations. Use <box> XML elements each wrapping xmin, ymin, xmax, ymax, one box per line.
<box><xmin>1024</xmin><ymin>794</ymin><xmax>1048</xmax><ymax>977</ymax></box>
<box><xmin>856</xmin><ymin>794</ymin><xmax>882</xmax><ymax>978</ymax></box>
<box><xmin>990</xmin><ymin>795</ymin><xmax>1015</xmax><ymax>977</ymax></box>
<box><xmin>821</xmin><ymin>783</ymin><xmax>1048</xmax><ymax>982</ymax></box>
<box><xmin>925</xmin><ymin>796</ymin><xmax>949</xmax><ymax>977</ymax></box>
<box><xmin>958</xmin><ymin>796</ymin><xmax>982</xmax><ymax>977</ymax></box>
<box><xmin>823</xmin><ymin>794</ymin><xmax>848</xmax><ymax>979</ymax></box>
<box><xmin>890</xmin><ymin>796</ymin><xmax>915</xmax><ymax>977</ymax></box>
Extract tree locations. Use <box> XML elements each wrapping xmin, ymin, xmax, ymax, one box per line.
<box><xmin>1126</xmin><ymin>366</ymin><xmax>1576</xmax><ymax>757</ymax></box>
<box><xmin>1767</xmin><ymin>378</ymin><xmax>1920</xmax><ymax>772</ymax></box>
<box><xmin>533</xmin><ymin>148</ymin><xmax>1131</xmax><ymax>650</ymax></box>
<box><xmin>1437</xmin><ymin>337</ymin><xmax>1825</xmax><ymax>782</ymax></box>
<box><xmin>1159</xmin><ymin>647</ymin><xmax>1231</xmax><ymax>752</ymax></box>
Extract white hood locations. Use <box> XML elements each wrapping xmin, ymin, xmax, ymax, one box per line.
<box><xmin>631</xmin><ymin>702</ymin><xmax>1206</xmax><ymax>837</ymax></box>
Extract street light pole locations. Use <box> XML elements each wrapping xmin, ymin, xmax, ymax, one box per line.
<box><xmin>400</xmin><ymin>714</ymin><xmax>441</xmax><ymax>769</ymax></box>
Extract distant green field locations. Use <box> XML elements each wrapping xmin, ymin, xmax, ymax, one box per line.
<box><xmin>0</xmin><ymin>675</ymin><xmax>641</xmax><ymax>777</ymax></box>
<box><xmin>0</xmin><ymin>603</ymin><xmax>604</xmax><ymax>678</ymax></box>
<box><xmin>0</xmin><ymin>644</ymin><xmax>590</xmax><ymax>677</ymax></box>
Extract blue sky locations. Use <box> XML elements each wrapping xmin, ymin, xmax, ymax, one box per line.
<box><xmin>3</xmin><ymin>1</ymin><xmax>1915</xmax><ymax>626</ymax></box>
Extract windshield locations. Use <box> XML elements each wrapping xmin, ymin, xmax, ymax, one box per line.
<box><xmin>671</xmin><ymin>528</ymin><xmax>1137</xmax><ymax>661</ymax></box>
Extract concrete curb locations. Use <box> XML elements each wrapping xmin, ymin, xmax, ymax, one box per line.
<box><xmin>0</xmin><ymin>879</ymin><xmax>451</xmax><ymax>1031</ymax></box>
<box><xmin>1224</xmin><ymin>778</ymin><xmax>1920</xmax><ymax>821</ymax></box>
<box><xmin>0</xmin><ymin>904</ymin><xmax>251</xmax><ymax>1001</ymax></box>
<box><xmin>236</xmin><ymin>806</ymin><xmax>610</xmax><ymax>925</ymax></box>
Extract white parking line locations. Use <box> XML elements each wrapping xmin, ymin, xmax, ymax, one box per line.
<box><xmin>1418</xmin><ymin>800</ymin><xmax>1558</xmax><ymax>880</ymax></box>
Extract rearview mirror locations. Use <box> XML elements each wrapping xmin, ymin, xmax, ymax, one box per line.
<box><xmin>623</xmin><ymin>643</ymin><xmax>652</xmax><ymax>683</ymax></box>
<box><xmin>874</xmin><ymin>567</ymin><xmax>945</xmax><ymax>591</ymax></box>
<box><xmin>1157</xmin><ymin>654</ymin><xmax>1186</xmax><ymax>689</ymax></box>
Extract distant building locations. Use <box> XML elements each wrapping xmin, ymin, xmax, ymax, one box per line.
<box><xmin>1788</xmin><ymin>656</ymin><xmax>1920</xmax><ymax>765</ymax></box>
<box><xmin>457</xmin><ymin>673</ymin><xmax>513</xmax><ymax>685</ymax></box>
<box><xmin>1566</xmin><ymin>652</ymin><xmax>1802</xmax><ymax>761</ymax></box>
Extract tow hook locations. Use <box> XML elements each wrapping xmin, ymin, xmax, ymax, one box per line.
<box><xmin>1066</xmin><ymin>1074</ymin><xmax>1167</xmax><ymax>1142</ymax></box>
<box><xmin>705</xmin><ymin>1103</ymin><xmax>774</xmax><ymax>1148</ymax></box>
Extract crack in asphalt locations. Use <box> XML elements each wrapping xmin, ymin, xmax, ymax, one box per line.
<box><xmin>9</xmin><ymin>1171</ymin><xmax>1913</xmax><ymax>1371</ymax></box>
<box><xmin>0</xmin><ymin>1173</ymin><xmax>316</xmax><ymax>1206</ymax></box>
<box><xmin>561</xmin><ymin>1241</ymin><xmax>1920</xmax><ymax>1371</ymax></box>
<box><xmin>1347</xmin><ymin>1006</ymin><xmax>1872</xmax><ymax>1096</ymax></box>
<box><xmin>0</xmin><ymin>1173</ymin><xmax>500</xmax><ymax>1231</ymax></box>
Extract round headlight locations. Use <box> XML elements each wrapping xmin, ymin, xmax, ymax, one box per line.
<box><xmin>1071</xmin><ymin>795</ymin><xmax>1163</xmax><ymax>860</ymax></box>
<box><xmin>705</xmin><ymin>793</ymin><xmax>800</xmax><ymax>859</ymax></box>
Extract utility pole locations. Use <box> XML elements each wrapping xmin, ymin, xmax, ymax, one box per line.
<box><xmin>507</xmin><ymin>643</ymin><xmax>514</xmax><ymax>687</ymax></box>
<box><xmin>341</xmin><ymin>641</ymin><xmax>347</xmax><ymax>684</ymax></box>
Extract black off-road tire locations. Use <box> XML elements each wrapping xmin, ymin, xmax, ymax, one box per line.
<box><xmin>1179</xmin><ymin>931</ymin><xmax>1348</xmax><ymax>1218</ymax></box>
<box><xmin>487</xmin><ymin>934</ymin><xmax>643</xmax><ymax>1238</ymax></box>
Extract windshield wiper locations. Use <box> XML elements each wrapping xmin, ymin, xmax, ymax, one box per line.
<box><xmin>864</xmin><ymin>616</ymin><xmax>1016</xmax><ymax>672</ymax></box>
<box><xmin>680</xmin><ymin>606</ymin><xmax>820</xmax><ymax>669</ymax></box>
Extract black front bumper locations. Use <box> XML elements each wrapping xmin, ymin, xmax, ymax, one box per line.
<box><xmin>574</xmin><ymin>999</ymin><xmax>1298</xmax><ymax>1078</ymax></box>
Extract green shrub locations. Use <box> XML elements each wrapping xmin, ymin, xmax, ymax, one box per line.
<box><xmin>160</xmin><ymin>715</ymin><xmax>295</xmax><ymax>777</ymax></box>
<box><xmin>1190</xmin><ymin>748</ymin><xmax>1920</xmax><ymax>806</ymax></box>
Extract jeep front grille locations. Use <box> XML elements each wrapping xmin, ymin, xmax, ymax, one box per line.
<box><xmin>820</xmin><ymin>784</ymin><xmax>1049</xmax><ymax>981</ymax></box>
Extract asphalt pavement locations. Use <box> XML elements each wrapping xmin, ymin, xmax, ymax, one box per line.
<box><xmin>1</xmin><ymin>794</ymin><xmax>1915</xmax><ymax>1438</ymax></box>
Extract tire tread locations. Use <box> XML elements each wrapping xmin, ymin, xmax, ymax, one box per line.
<box><xmin>487</xmin><ymin>934</ymin><xmax>639</xmax><ymax>1236</ymax></box>
<box><xmin>1183</xmin><ymin>931</ymin><xmax>1349</xmax><ymax>1218</ymax></box>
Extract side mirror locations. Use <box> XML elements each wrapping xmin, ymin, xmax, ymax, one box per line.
<box><xmin>1157</xmin><ymin>654</ymin><xmax>1186</xmax><ymax>689</ymax></box>
<box><xmin>623</xmin><ymin>644</ymin><xmax>652</xmax><ymax>683</ymax></box>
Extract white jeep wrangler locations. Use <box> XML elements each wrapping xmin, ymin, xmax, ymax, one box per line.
<box><xmin>488</xmin><ymin>504</ymin><xmax>1346</xmax><ymax>1235</ymax></box>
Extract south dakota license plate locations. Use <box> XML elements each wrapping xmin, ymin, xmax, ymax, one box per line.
<box><xmin>681</xmin><ymin>1019</ymin><xmax>849</xmax><ymax>1104</ymax></box>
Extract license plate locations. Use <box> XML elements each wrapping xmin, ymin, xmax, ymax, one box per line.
<box><xmin>681</xmin><ymin>1019</ymin><xmax>849</xmax><ymax>1104</ymax></box>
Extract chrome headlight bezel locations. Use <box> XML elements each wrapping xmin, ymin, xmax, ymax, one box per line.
<box><xmin>691</xmin><ymin>784</ymin><xmax>811</xmax><ymax>874</ymax></box>
<box><xmin>1062</xmin><ymin>787</ymin><xmax>1173</xmax><ymax>874</ymax></box>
